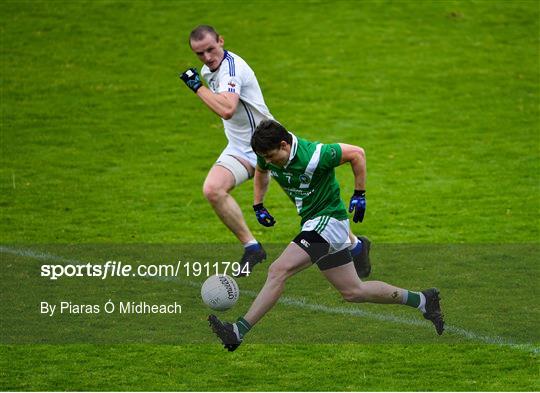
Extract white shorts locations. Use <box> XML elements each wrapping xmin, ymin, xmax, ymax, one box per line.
<box><xmin>301</xmin><ymin>216</ymin><xmax>351</xmax><ymax>254</ymax></box>
<box><xmin>215</xmin><ymin>145</ymin><xmax>257</xmax><ymax>186</ymax></box>
<box><xmin>217</xmin><ymin>144</ymin><xmax>257</xmax><ymax>167</ymax></box>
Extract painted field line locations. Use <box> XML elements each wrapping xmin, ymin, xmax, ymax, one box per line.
<box><xmin>1</xmin><ymin>245</ymin><xmax>538</xmax><ymax>354</ymax></box>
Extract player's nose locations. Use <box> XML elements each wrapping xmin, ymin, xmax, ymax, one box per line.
<box><xmin>203</xmin><ymin>52</ymin><xmax>212</xmax><ymax>62</ymax></box>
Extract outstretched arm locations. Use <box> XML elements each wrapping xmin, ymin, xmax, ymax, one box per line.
<box><xmin>339</xmin><ymin>143</ymin><xmax>366</xmax><ymax>191</ymax></box>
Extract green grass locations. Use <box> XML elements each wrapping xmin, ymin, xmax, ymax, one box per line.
<box><xmin>1</xmin><ymin>344</ymin><xmax>537</xmax><ymax>391</ymax></box>
<box><xmin>1</xmin><ymin>0</ymin><xmax>539</xmax><ymax>391</ymax></box>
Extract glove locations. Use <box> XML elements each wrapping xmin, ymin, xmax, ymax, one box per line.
<box><xmin>349</xmin><ymin>190</ymin><xmax>366</xmax><ymax>223</ymax></box>
<box><xmin>253</xmin><ymin>203</ymin><xmax>275</xmax><ymax>227</ymax></box>
<box><xmin>179</xmin><ymin>68</ymin><xmax>202</xmax><ymax>93</ymax></box>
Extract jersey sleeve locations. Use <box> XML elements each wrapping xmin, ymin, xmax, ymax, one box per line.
<box><xmin>256</xmin><ymin>154</ymin><xmax>268</xmax><ymax>170</ymax></box>
<box><xmin>318</xmin><ymin>143</ymin><xmax>342</xmax><ymax>170</ymax></box>
<box><xmin>217</xmin><ymin>56</ymin><xmax>242</xmax><ymax>95</ymax></box>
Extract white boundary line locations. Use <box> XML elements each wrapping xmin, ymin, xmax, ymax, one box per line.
<box><xmin>1</xmin><ymin>245</ymin><xmax>538</xmax><ymax>354</ymax></box>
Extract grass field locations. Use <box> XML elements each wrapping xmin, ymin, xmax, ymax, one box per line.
<box><xmin>1</xmin><ymin>0</ymin><xmax>539</xmax><ymax>391</ymax></box>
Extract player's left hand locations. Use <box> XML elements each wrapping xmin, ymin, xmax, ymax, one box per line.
<box><xmin>349</xmin><ymin>190</ymin><xmax>366</xmax><ymax>223</ymax></box>
<box><xmin>253</xmin><ymin>203</ymin><xmax>276</xmax><ymax>227</ymax></box>
<box><xmin>179</xmin><ymin>68</ymin><xmax>202</xmax><ymax>93</ymax></box>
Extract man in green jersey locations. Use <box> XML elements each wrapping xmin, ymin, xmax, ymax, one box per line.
<box><xmin>208</xmin><ymin>119</ymin><xmax>445</xmax><ymax>351</ymax></box>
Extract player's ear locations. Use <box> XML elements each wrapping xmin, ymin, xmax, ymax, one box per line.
<box><xmin>218</xmin><ymin>35</ymin><xmax>224</xmax><ymax>47</ymax></box>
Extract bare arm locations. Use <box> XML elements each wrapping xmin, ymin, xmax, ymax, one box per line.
<box><xmin>339</xmin><ymin>143</ymin><xmax>366</xmax><ymax>191</ymax></box>
<box><xmin>253</xmin><ymin>165</ymin><xmax>271</xmax><ymax>205</ymax></box>
<box><xmin>196</xmin><ymin>87</ymin><xmax>239</xmax><ymax>120</ymax></box>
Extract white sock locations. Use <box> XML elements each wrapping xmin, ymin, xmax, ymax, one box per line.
<box><xmin>418</xmin><ymin>292</ymin><xmax>427</xmax><ymax>313</ymax></box>
<box><xmin>232</xmin><ymin>323</ymin><xmax>242</xmax><ymax>340</ymax></box>
<box><xmin>401</xmin><ymin>290</ymin><xmax>408</xmax><ymax>305</ymax></box>
<box><xmin>243</xmin><ymin>239</ymin><xmax>258</xmax><ymax>248</ymax></box>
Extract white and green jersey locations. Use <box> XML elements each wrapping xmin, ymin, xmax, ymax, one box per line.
<box><xmin>257</xmin><ymin>133</ymin><xmax>348</xmax><ymax>225</ymax></box>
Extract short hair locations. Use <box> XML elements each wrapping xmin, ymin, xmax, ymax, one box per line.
<box><xmin>189</xmin><ymin>25</ymin><xmax>219</xmax><ymax>45</ymax></box>
<box><xmin>251</xmin><ymin>120</ymin><xmax>292</xmax><ymax>154</ymax></box>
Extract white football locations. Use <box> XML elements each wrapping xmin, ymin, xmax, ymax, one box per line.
<box><xmin>201</xmin><ymin>274</ymin><xmax>239</xmax><ymax>311</ymax></box>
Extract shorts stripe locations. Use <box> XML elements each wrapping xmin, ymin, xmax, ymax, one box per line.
<box><xmin>321</xmin><ymin>216</ymin><xmax>331</xmax><ymax>233</ymax></box>
<box><xmin>314</xmin><ymin>217</ymin><xmax>321</xmax><ymax>233</ymax></box>
<box><xmin>314</xmin><ymin>216</ymin><xmax>330</xmax><ymax>234</ymax></box>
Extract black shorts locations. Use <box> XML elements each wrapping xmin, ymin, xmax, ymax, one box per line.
<box><xmin>293</xmin><ymin>230</ymin><xmax>352</xmax><ymax>271</ymax></box>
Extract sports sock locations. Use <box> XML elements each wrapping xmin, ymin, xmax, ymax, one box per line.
<box><xmin>402</xmin><ymin>291</ymin><xmax>427</xmax><ymax>313</ymax></box>
<box><xmin>244</xmin><ymin>239</ymin><xmax>259</xmax><ymax>249</ymax></box>
<box><xmin>348</xmin><ymin>237</ymin><xmax>362</xmax><ymax>257</ymax></box>
<box><xmin>234</xmin><ymin>317</ymin><xmax>252</xmax><ymax>339</ymax></box>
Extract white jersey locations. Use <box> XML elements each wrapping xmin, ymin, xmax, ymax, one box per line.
<box><xmin>201</xmin><ymin>50</ymin><xmax>273</xmax><ymax>161</ymax></box>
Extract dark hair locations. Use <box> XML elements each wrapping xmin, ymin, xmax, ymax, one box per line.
<box><xmin>251</xmin><ymin>120</ymin><xmax>292</xmax><ymax>154</ymax></box>
<box><xmin>189</xmin><ymin>25</ymin><xmax>219</xmax><ymax>45</ymax></box>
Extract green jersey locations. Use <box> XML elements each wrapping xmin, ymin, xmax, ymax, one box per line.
<box><xmin>257</xmin><ymin>133</ymin><xmax>348</xmax><ymax>225</ymax></box>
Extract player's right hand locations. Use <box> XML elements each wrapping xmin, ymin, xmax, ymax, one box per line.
<box><xmin>179</xmin><ymin>68</ymin><xmax>202</xmax><ymax>93</ymax></box>
<box><xmin>253</xmin><ymin>203</ymin><xmax>275</xmax><ymax>227</ymax></box>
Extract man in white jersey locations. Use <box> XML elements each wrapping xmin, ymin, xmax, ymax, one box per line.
<box><xmin>180</xmin><ymin>25</ymin><xmax>372</xmax><ymax>278</ymax></box>
<box><xmin>179</xmin><ymin>25</ymin><xmax>271</xmax><ymax>275</ymax></box>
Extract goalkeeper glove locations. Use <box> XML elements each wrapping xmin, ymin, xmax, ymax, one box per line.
<box><xmin>253</xmin><ymin>203</ymin><xmax>275</xmax><ymax>227</ymax></box>
<box><xmin>349</xmin><ymin>190</ymin><xmax>366</xmax><ymax>223</ymax></box>
<box><xmin>180</xmin><ymin>68</ymin><xmax>202</xmax><ymax>93</ymax></box>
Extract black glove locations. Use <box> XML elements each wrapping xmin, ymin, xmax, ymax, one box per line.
<box><xmin>179</xmin><ymin>68</ymin><xmax>202</xmax><ymax>93</ymax></box>
<box><xmin>253</xmin><ymin>203</ymin><xmax>276</xmax><ymax>227</ymax></box>
<box><xmin>348</xmin><ymin>190</ymin><xmax>366</xmax><ymax>223</ymax></box>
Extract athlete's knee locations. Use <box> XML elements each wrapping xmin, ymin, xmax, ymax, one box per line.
<box><xmin>202</xmin><ymin>181</ymin><xmax>228</xmax><ymax>204</ymax></box>
<box><xmin>267</xmin><ymin>260</ymin><xmax>294</xmax><ymax>284</ymax></box>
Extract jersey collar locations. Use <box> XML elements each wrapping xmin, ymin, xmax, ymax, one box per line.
<box><xmin>210</xmin><ymin>49</ymin><xmax>229</xmax><ymax>72</ymax></box>
<box><xmin>284</xmin><ymin>132</ymin><xmax>298</xmax><ymax>168</ymax></box>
